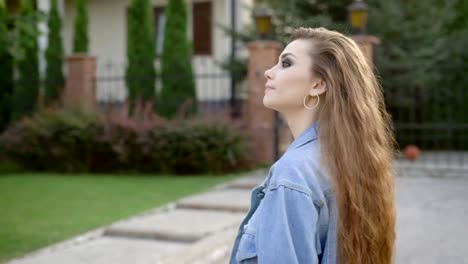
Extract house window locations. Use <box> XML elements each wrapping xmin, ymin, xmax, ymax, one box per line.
<box><xmin>153</xmin><ymin>6</ymin><xmax>165</xmax><ymax>56</ymax></box>
<box><xmin>192</xmin><ymin>1</ymin><xmax>212</xmax><ymax>55</ymax></box>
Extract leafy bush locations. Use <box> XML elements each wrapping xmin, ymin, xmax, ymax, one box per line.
<box><xmin>0</xmin><ymin>110</ymin><xmax>97</xmax><ymax>172</ymax></box>
<box><xmin>155</xmin><ymin>122</ymin><xmax>249</xmax><ymax>174</ymax></box>
<box><xmin>0</xmin><ymin>110</ymin><xmax>251</xmax><ymax>174</ymax></box>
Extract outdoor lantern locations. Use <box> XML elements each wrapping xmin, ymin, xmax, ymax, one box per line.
<box><xmin>347</xmin><ymin>0</ymin><xmax>369</xmax><ymax>34</ymax></box>
<box><xmin>254</xmin><ymin>7</ymin><xmax>272</xmax><ymax>39</ymax></box>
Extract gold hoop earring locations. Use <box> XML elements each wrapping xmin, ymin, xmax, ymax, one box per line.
<box><xmin>303</xmin><ymin>94</ymin><xmax>320</xmax><ymax>110</ymax></box>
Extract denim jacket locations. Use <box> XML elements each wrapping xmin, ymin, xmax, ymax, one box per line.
<box><xmin>229</xmin><ymin>121</ymin><xmax>338</xmax><ymax>264</ymax></box>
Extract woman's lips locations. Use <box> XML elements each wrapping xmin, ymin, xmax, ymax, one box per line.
<box><xmin>265</xmin><ymin>85</ymin><xmax>275</xmax><ymax>92</ymax></box>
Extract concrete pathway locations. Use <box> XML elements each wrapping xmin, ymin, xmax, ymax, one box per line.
<box><xmin>6</xmin><ymin>165</ymin><xmax>468</xmax><ymax>264</ymax></box>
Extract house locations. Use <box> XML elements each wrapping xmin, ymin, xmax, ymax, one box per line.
<box><xmin>35</xmin><ymin>0</ymin><xmax>253</xmax><ymax>105</ymax></box>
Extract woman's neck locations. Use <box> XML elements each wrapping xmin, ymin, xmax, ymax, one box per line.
<box><xmin>282</xmin><ymin>109</ymin><xmax>319</xmax><ymax>139</ymax></box>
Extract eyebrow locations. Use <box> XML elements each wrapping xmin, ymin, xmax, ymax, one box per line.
<box><xmin>279</xmin><ymin>53</ymin><xmax>297</xmax><ymax>60</ymax></box>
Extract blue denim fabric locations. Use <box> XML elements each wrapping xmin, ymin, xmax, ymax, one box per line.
<box><xmin>229</xmin><ymin>121</ymin><xmax>338</xmax><ymax>264</ymax></box>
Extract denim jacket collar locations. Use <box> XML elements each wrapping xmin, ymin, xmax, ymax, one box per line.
<box><xmin>287</xmin><ymin>120</ymin><xmax>319</xmax><ymax>151</ymax></box>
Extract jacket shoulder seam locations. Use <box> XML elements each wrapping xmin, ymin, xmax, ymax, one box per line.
<box><xmin>269</xmin><ymin>181</ymin><xmax>310</xmax><ymax>195</ymax></box>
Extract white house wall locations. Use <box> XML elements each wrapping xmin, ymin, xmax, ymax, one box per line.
<box><xmin>61</xmin><ymin>0</ymin><xmax>249</xmax><ymax>103</ymax></box>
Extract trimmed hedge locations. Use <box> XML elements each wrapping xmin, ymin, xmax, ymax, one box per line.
<box><xmin>0</xmin><ymin>110</ymin><xmax>251</xmax><ymax>174</ymax></box>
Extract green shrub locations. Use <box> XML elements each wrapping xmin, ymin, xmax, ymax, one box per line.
<box><xmin>72</xmin><ymin>0</ymin><xmax>89</xmax><ymax>53</ymax></box>
<box><xmin>158</xmin><ymin>0</ymin><xmax>196</xmax><ymax>118</ymax></box>
<box><xmin>44</xmin><ymin>0</ymin><xmax>65</xmax><ymax>104</ymax></box>
<box><xmin>0</xmin><ymin>158</ymin><xmax>23</xmax><ymax>174</ymax></box>
<box><xmin>88</xmin><ymin>120</ymin><xmax>157</xmax><ymax>173</ymax></box>
<box><xmin>12</xmin><ymin>0</ymin><xmax>40</xmax><ymax>120</ymax></box>
<box><xmin>0</xmin><ymin>110</ymin><xmax>97</xmax><ymax>172</ymax></box>
<box><xmin>155</xmin><ymin>122</ymin><xmax>249</xmax><ymax>174</ymax></box>
<box><xmin>0</xmin><ymin>6</ymin><xmax>13</xmax><ymax>133</ymax></box>
<box><xmin>126</xmin><ymin>0</ymin><xmax>156</xmax><ymax>114</ymax></box>
<box><xmin>0</xmin><ymin>111</ymin><xmax>251</xmax><ymax>174</ymax></box>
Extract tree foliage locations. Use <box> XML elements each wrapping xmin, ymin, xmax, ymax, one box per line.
<box><xmin>368</xmin><ymin>0</ymin><xmax>466</xmax><ymax>92</ymax></box>
<box><xmin>45</xmin><ymin>0</ymin><xmax>65</xmax><ymax>104</ymax></box>
<box><xmin>258</xmin><ymin>0</ymin><xmax>350</xmax><ymax>44</ymax></box>
<box><xmin>262</xmin><ymin>0</ymin><xmax>468</xmax><ymax>148</ymax></box>
<box><xmin>73</xmin><ymin>0</ymin><xmax>89</xmax><ymax>53</ymax></box>
<box><xmin>0</xmin><ymin>5</ymin><xmax>13</xmax><ymax>132</ymax></box>
<box><xmin>263</xmin><ymin>0</ymin><xmax>468</xmax><ymax>91</ymax></box>
<box><xmin>158</xmin><ymin>0</ymin><xmax>196</xmax><ymax>118</ymax></box>
<box><xmin>11</xmin><ymin>0</ymin><xmax>40</xmax><ymax>120</ymax></box>
<box><xmin>365</xmin><ymin>0</ymin><xmax>468</xmax><ymax>150</ymax></box>
<box><xmin>125</xmin><ymin>0</ymin><xmax>156</xmax><ymax>114</ymax></box>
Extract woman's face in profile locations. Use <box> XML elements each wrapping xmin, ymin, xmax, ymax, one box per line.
<box><xmin>263</xmin><ymin>39</ymin><xmax>320</xmax><ymax>113</ymax></box>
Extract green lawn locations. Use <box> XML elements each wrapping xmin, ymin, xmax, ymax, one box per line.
<box><xmin>0</xmin><ymin>173</ymin><xmax>242</xmax><ymax>263</ymax></box>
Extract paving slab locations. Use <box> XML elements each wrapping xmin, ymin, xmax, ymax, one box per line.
<box><xmin>177</xmin><ymin>189</ymin><xmax>252</xmax><ymax>212</ymax></box>
<box><xmin>7</xmin><ymin>237</ymin><xmax>187</xmax><ymax>264</ymax></box>
<box><xmin>156</xmin><ymin>227</ymin><xmax>238</xmax><ymax>264</ymax></box>
<box><xmin>224</xmin><ymin>175</ymin><xmax>265</xmax><ymax>189</ymax></box>
<box><xmin>394</xmin><ymin>176</ymin><xmax>468</xmax><ymax>264</ymax></box>
<box><xmin>105</xmin><ymin>208</ymin><xmax>245</xmax><ymax>242</ymax></box>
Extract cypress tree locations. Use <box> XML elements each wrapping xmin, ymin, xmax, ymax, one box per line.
<box><xmin>11</xmin><ymin>0</ymin><xmax>40</xmax><ymax>120</ymax></box>
<box><xmin>158</xmin><ymin>0</ymin><xmax>196</xmax><ymax>118</ymax></box>
<box><xmin>0</xmin><ymin>5</ymin><xmax>13</xmax><ymax>131</ymax></box>
<box><xmin>45</xmin><ymin>0</ymin><xmax>65</xmax><ymax>104</ymax></box>
<box><xmin>125</xmin><ymin>0</ymin><xmax>156</xmax><ymax>115</ymax></box>
<box><xmin>73</xmin><ymin>0</ymin><xmax>88</xmax><ymax>53</ymax></box>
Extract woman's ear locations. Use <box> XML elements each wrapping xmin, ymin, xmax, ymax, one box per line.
<box><xmin>309</xmin><ymin>79</ymin><xmax>327</xmax><ymax>96</ymax></box>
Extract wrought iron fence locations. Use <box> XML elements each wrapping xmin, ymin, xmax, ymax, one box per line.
<box><xmin>387</xmin><ymin>83</ymin><xmax>467</xmax><ymax>151</ymax></box>
<box><xmin>386</xmin><ymin>78</ymin><xmax>467</xmax><ymax>171</ymax></box>
<box><xmin>94</xmin><ymin>57</ymin><xmax>246</xmax><ymax>120</ymax></box>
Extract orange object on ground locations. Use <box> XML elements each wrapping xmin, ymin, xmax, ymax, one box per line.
<box><xmin>403</xmin><ymin>145</ymin><xmax>421</xmax><ymax>160</ymax></box>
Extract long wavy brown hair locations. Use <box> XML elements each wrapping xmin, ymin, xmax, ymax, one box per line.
<box><xmin>291</xmin><ymin>27</ymin><xmax>396</xmax><ymax>264</ymax></box>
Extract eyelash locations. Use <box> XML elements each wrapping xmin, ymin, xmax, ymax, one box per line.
<box><xmin>281</xmin><ymin>60</ymin><xmax>291</xmax><ymax>68</ymax></box>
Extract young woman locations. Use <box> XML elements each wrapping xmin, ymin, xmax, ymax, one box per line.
<box><xmin>229</xmin><ymin>27</ymin><xmax>396</xmax><ymax>264</ymax></box>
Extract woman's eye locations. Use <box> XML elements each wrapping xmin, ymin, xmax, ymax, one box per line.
<box><xmin>281</xmin><ymin>60</ymin><xmax>291</xmax><ymax>68</ymax></box>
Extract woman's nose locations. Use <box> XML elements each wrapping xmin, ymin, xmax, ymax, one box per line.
<box><xmin>264</xmin><ymin>68</ymin><xmax>273</xmax><ymax>80</ymax></box>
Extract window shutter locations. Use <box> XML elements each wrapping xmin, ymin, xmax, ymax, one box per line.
<box><xmin>192</xmin><ymin>2</ymin><xmax>212</xmax><ymax>55</ymax></box>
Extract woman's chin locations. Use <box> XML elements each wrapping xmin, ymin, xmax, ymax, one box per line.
<box><xmin>262</xmin><ymin>96</ymin><xmax>272</xmax><ymax>108</ymax></box>
<box><xmin>262</xmin><ymin>97</ymin><xmax>278</xmax><ymax>111</ymax></box>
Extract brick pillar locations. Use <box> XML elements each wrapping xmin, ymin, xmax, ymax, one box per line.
<box><xmin>245</xmin><ymin>40</ymin><xmax>282</xmax><ymax>164</ymax></box>
<box><xmin>64</xmin><ymin>55</ymin><xmax>96</xmax><ymax>112</ymax></box>
<box><xmin>350</xmin><ymin>35</ymin><xmax>380</xmax><ymax>65</ymax></box>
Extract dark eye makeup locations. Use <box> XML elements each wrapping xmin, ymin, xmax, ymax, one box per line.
<box><xmin>281</xmin><ymin>59</ymin><xmax>292</xmax><ymax>68</ymax></box>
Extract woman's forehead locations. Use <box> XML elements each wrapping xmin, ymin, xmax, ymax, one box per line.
<box><xmin>282</xmin><ymin>39</ymin><xmax>311</xmax><ymax>57</ymax></box>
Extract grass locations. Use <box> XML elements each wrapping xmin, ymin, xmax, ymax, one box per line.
<box><xmin>0</xmin><ymin>172</ymin><xmax>243</xmax><ymax>263</ymax></box>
